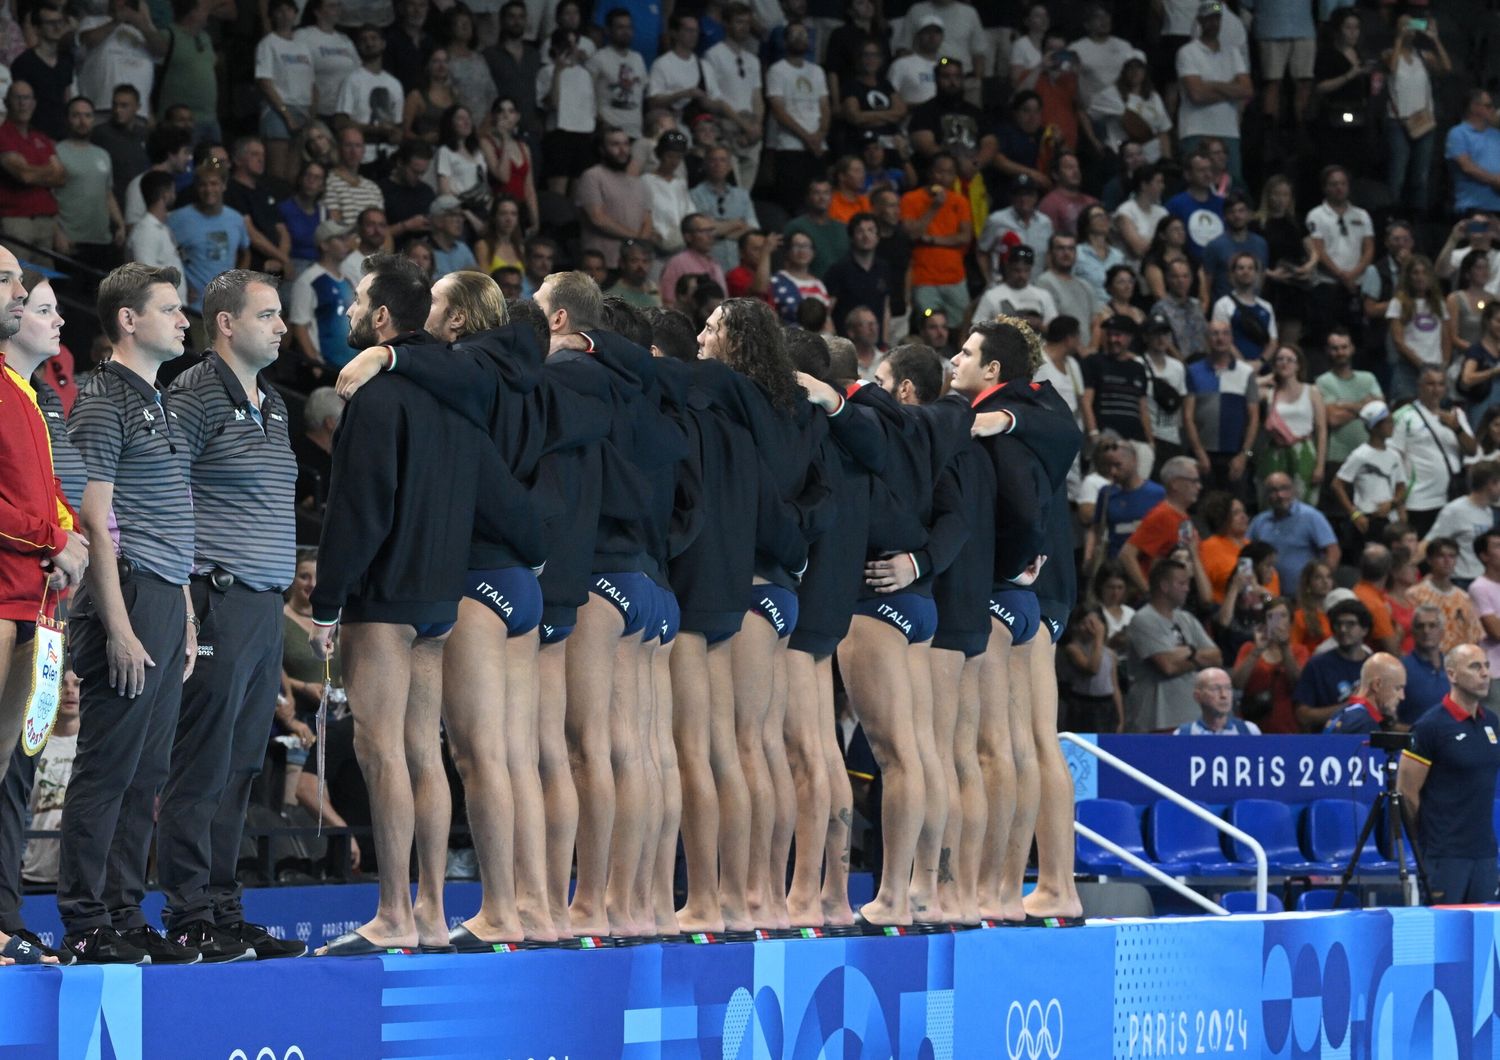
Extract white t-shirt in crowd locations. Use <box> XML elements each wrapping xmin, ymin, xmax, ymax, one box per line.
<box><xmin>888</xmin><ymin>53</ymin><xmax>937</xmax><ymax>106</ymax></box>
<box><xmin>295</xmin><ymin>26</ymin><xmax>360</xmax><ymax>114</ymax></box>
<box><xmin>1391</xmin><ymin>401</ymin><xmax>1471</xmax><ymax>512</ymax></box>
<box><xmin>1426</xmin><ymin>496</ymin><xmax>1496</xmax><ymax>582</ymax></box>
<box><xmin>1068</xmin><ymin>34</ymin><xmax>1145</xmax><ymax>105</ymax></box>
<box><xmin>703</xmin><ymin>41</ymin><xmax>762</xmax><ymax>115</ymax></box>
<box><xmin>1161</xmin><ymin>0</ymin><xmax>1198</xmax><ymax>37</ymax></box>
<box><xmin>973</xmin><ymin>282</ymin><xmax>1058</xmax><ymax>323</ymax></box>
<box><xmin>1143</xmin><ymin>352</ymin><xmax>1186</xmax><ymax>444</ymax></box>
<box><xmin>1115</xmin><ymin>199</ymin><xmax>1168</xmax><ymax>261</ymax></box>
<box><xmin>1385</xmin><ymin>296</ymin><xmax>1445</xmax><ymax>366</ymax></box>
<box><xmin>647</xmin><ymin>49</ymin><xmax>718</xmax><ymax>113</ymax></box>
<box><xmin>586</xmin><ymin>47</ymin><xmax>648</xmax><ymax>138</ymax></box>
<box><xmin>1009</xmin><ymin>35</ymin><xmax>1042</xmax><ymax>78</ymax></box>
<box><xmin>255</xmin><ymin>32</ymin><xmax>317</xmax><ymax>110</ymax></box>
<box><xmin>1305</xmin><ymin>201</ymin><xmax>1374</xmax><ymax>274</ymax></box>
<box><xmin>436</xmin><ymin>145</ymin><xmax>487</xmax><ymax>197</ymax></box>
<box><xmin>898</xmin><ymin>1</ymin><xmax>986</xmax><ymax>70</ymax></box>
<box><xmin>1089</xmin><ymin>88</ymin><xmax>1172</xmax><ymax>163</ymax></box>
<box><xmin>1336</xmin><ymin>442</ymin><xmax>1405</xmax><ymax>516</ymax></box>
<box><xmin>765</xmin><ymin>58</ymin><xmax>828</xmax><ymax>152</ymax></box>
<box><xmin>535</xmin><ymin>62</ymin><xmax>596</xmax><ymax>133</ymax></box>
<box><xmin>77</xmin><ymin>15</ymin><xmax>155</xmax><ymax>109</ymax></box>
<box><xmin>1446</xmin><ymin>245</ymin><xmax>1500</xmax><ymax>297</ymax></box>
<box><xmin>1175</xmin><ymin>39</ymin><xmax>1247</xmax><ymax>140</ymax></box>
<box><xmin>1035</xmin><ymin>353</ymin><xmax>1084</xmax><ymax>419</ymax></box>
<box><xmin>126</xmin><ymin>213</ymin><xmax>187</xmax><ymax>301</ymax></box>
<box><xmin>335</xmin><ymin>66</ymin><xmax>405</xmax><ymax>162</ymax></box>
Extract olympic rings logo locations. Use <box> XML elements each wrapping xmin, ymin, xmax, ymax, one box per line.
<box><xmin>228</xmin><ymin>1049</ymin><xmax>306</xmax><ymax>1060</ymax></box>
<box><xmin>1006</xmin><ymin>999</ymin><xmax>1064</xmax><ymax>1060</ymax></box>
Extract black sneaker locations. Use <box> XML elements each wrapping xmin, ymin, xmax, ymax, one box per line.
<box><xmin>12</xmin><ymin>928</ymin><xmax>74</xmax><ymax>966</ymax></box>
<box><xmin>221</xmin><ymin>920</ymin><xmax>308</xmax><ymax>959</ymax></box>
<box><xmin>170</xmin><ymin>922</ymin><xmax>255</xmax><ymax>963</ymax></box>
<box><xmin>62</xmin><ymin>926</ymin><xmax>151</xmax><ymax>965</ymax></box>
<box><xmin>119</xmin><ymin>925</ymin><xmax>202</xmax><ymax>965</ymax></box>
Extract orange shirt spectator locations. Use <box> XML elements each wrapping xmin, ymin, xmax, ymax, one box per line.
<box><xmin>1233</xmin><ymin>639</ymin><xmax>1311</xmax><ymax>734</ymax></box>
<box><xmin>1291</xmin><ymin>607</ymin><xmax>1330</xmax><ymax>651</ymax></box>
<box><xmin>1352</xmin><ymin>580</ymin><xmax>1399</xmax><ymax>649</ymax></box>
<box><xmin>1202</xmin><ymin>534</ymin><xmax>1282</xmax><ymax>603</ymax></box>
<box><xmin>829</xmin><ymin>189</ymin><xmax>872</xmax><ymax>224</ymax></box>
<box><xmin>1124</xmin><ymin>498</ymin><xmax>1189</xmax><ymax>576</ymax></box>
<box><xmin>900</xmin><ymin>182</ymin><xmax>971</xmax><ymax>287</ymax></box>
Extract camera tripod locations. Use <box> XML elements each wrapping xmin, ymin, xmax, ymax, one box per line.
<box><xmin>1333</xmin><ymin>740</ymin><xmax>1429</xmax><ymax>908</ymax></box>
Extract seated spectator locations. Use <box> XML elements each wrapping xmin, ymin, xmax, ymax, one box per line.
<box><xmin>1231</xmin><ymin>596</ymin><xmax>1307</xmax><ymax>734</ymax></box>
<box><xmin>1089</xmin><ymin>56</ymin><xmax>1171</xmax><ymax>164</ymax></box>
<box><xmin>474</xmin><ymin>195</ymin><xmax>524</xmax><ymax>275</ymax></box>
<box><xmin>1199</xmin><ymin>490</ymin><xmax>1250</xmax><ymax>603</ymax></box>
<box><xmin>916</xmin><ymin>305</ymin><xmax>953</xmax><ymax>359</ymax></box>
<box><xmin>1323</xmin><ymin>652</ymin><xmax>1406</xmax><ymax>734</ymax></box>
<box><xmin>1120</xmin><ymin>455</ymin><xmax>1201</xmax><ymax>596</ymax></box>
<box><xmin>824</xmin><ymin>212</ymin><xmax>890</xmax><ymax>338</ymax></box>
<box><xmin>377</xmin><ymin>140</ymin><xmax>437</xmax><ymax>242</ymax></box>
<box><xmin>1150</xmin><ymin>257</ymin><xmax>1209</xmax><ymax>360</ymax></box>
<box><xmin>1409</xmin><ymin>537</ymin><xmax>1485</xmax><ymax>650</ymax></box>
<box><xmin>785</xmin><ymin>177</ymin><xmax>848</xmax><ymax>279</ymax></box>
<box><xmin>293</xmin><ymin>386</ymin><xmax>345</xmax><ymax>534</ymax></box>
<box><xmin>288</xmin><ymin>219</ymin><xmax>357</xmax><ymax>376</ymax></box>
<box><xmin>1426</xmin><ymin>463</ymin><xmax>1500</xmax><ymax>586</ymax></box>
<box><xmin>536</xmin><ymin>29</ymin><xmax>596</xmax><ymax>195</ymax></box>
<box><xmin>977</xmin><ymin>173</ymin><xmax>1052</xmax><ymax>281</ymax></box>
<box><xmin>661</xmin><ymin>214</ymin><xmax>726</xmax><ymax>309</ymax></box>
<box><xmin>1036</xmin><ymin>149</ymin><xmax>1097</xmax><ymax>240</ymax></box>
<box><xmin>1400</xmin><ymin>604</ymin><xmax>1451</xmax><ymax>725</ymax></box>
<box><xmin>643</xmin><ymin>130</ymin><xmax>696</xmax><ymax>256</ymax></box>
<box><xmin>1332</xmin><ymin>400</ymin><xmax>1403</xmax><ymax>548</ymax></box>
<box><xmin>126</xmin><ymin>169</ymin><xmax>187</xmax><ymax>301</ymax></box>
<box><xmin>435</xmin><ymin>105</ymin><xmax>490</xmax><ymax>225</ymax></box>
<box><xmin>690</xmin><ymin>145</ymin><xmax>758</xmax><ymax>273</ymax></box>
<box><xmin>403</xmin><ymin>235</ymin><xmax>436</xmax><ymax>279</ymax></box>
<box><xmin>844</xmin><ymin>306</ymin><xmax>884</xmax><ymax>379</ymax></box>
<box><xmin>1293</xmin><ymin>597</ymin><xmax>1374</xmax><ymax>729</ymax></box>
<box><xmin>1175</xmin><ymin>667</ymin><xmax>1260</xmax><ymax>734</ymax></box>
<box><xmin>1165</xmin><ymin>147</ymin><xmax>1224</xmax><ymax>263</ymax></box>
<box><xmin>169</xmin><ymin>161</ymin><xmax>251</xmax><ymax>313</ymax></box>
<box><xmin>579</xmin><ymin>248</ymin><xmax>608</xmax><ymax>288</ymax></box>
<box><xmin>1035</xmin><ymin>232</ymin><xmax>1098</xmax><ymax>330</ymax></box>
<box><xmin>1391</xmin><ymin>366</ymin><xmax>1475</xmax><ymax>531</ymax></box>
<box><xmin>0</xmin><ymin>80</ymin><xmax>63</xmax><ymax>263</ymax></box>
<box><xmin>1444</xmin><ymin>86</ymin><xmax>1500</xmax><ymax>219</ymax></box>
<box><xmin>1126</xmin><ymin>559</ymin><xmax>1222</xmax><ymax>731</ymax></box>
<box><xmin>1256</xmin><ymin>343</ymin><xmax>1326</xmax><ymax>504</ymax></box>
<box><xmin>900</xmin><ymin>152</ymin><xmax>971</xmax><ymax>325</ymax></box>
<box><xmin>770</xmin><ymin>230</ymin><xmax>829</xmax><ymax>325</ymax></box>
<box><xmin>280</xmin><ymin>548</ymin><xmax>341</xmax><ymax>805</ymax></box>
<box><xmin>280</xmin><ymin>160</ymin><xmax>328</xmax><ymax>274</ymax></box>
<box><xmin>1090</xmin><ymin>437</ymin><xmax>1164</xmax><ymax>567</ymax></box>
<box><xmin>1183</xmin><ymin>318</ymin><xmax>1259</xmax><ymax>499</ymax></box>
<box><xmin>428</xmin><ymin>194</ymin><xmax>478</xmax><ymax>277</ymax></box>
<box><xmin>1060</xmin><ymin>605</ymin><xmax>1125</xmax><ymax>733</ymax></box>
<box><xmin>1175</xmin><ymin>1</ymin><xmax>1251</xmax><ymax>186</ymax></box>
<box><xmin>974</xmin><ymin>243</ymin><xmax>1056</xmax><ymax>324</ymax></box>
<box><xmin>324</xmin><ymin>126</ymin><xmax>386</xmax><ymax>223</ymax></box>
<box><xmin>20</xmin><ymin>668</ymin><xmax>79</xmax><ymax>887</ymax></box>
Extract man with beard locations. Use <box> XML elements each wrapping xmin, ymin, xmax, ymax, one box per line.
<box><xmin>334</xmin><ymin>26</ymin><xmax>405</xmax><ymax>166</ymax></box>
<box><xmin>908</xmin><ymin>56</ymin><xmax>983</xmax><ymax>162</ymax></box>
<box><xmin>308</xmin><ymin>254</ymin><xmax>544</xmax><ymax>955</ymax></box>
<box><xmin>156</xmin><ymin>270</ymin><xmax>303</xmax><ymax>962</ymax></box>
<box><xmin>576</xmin><ymin>128</ymin><xmax>654</xmax><ymax>270</ymax></box>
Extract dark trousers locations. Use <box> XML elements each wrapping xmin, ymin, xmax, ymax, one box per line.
<box><xmin>158</xmin><ymin>582</ymin><xmax>282</xmax><ymax>930</ymax></box>
<box><xmin>1426</xmin><ymin>856</ymin><xmax>1499</xmax><ymax>904</ymax></box>
<box><xmin>0</xmin><ymin>744</ymin><xmax>36</xmax><ymax>933</ymax></box>
<box><xmin>57</xmin><ymin>575</ymin><xmax>186</xmax><ymax>934</ymax></box>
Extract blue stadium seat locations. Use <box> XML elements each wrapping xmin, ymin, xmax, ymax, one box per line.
<box><xmin>1305</xmin><ymin>799</ymin><xmax>1397</xmax><ymax>873</ymax></box>
<box><xmin>1226</xmin><ymin>799</ymin><xmax>1340</xmax><ymax>874</ymax></box>
<box><xmin>1147</xmin><ymin>801</ymin><xmax>1252</xmax><ymax>875</ymax></box>
<box><xmin>1220</xmin><ymin>890</ymin><xmax>1284</xmax><ymax>913</ymax></box>
<box><xmin>1295</xmin><ymin>889</ymin><xmax>1361</xmax><ymax>911</ymax></box>
<box><xmin>1075</xmin><ymin>799</ymin><xmax>1193</xmax><ymax>876</ymax></box>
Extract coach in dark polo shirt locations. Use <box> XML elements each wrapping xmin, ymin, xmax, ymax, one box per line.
<box><xmin>158</xmin><ymin>269</ymin><xmax>304</xmax><ymax>962</ymax></box>
<box><xmin>1400</xmin><ymin>643</ymin><xmax>1500</xmax><ymax>905</ymax></box>
<box><xmin>59</xmin><ymin>263</ymin><xmax>199</xmax><ymax>966</ymax></box>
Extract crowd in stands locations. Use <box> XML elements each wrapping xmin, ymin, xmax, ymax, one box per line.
<box><xmin>5</xmin><ymin>0</ymin><xmax>1500</xmax><ymax>800</ymax></box>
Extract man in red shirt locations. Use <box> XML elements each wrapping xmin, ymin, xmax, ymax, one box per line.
<box><xmin>1120</xmin><ymin>454</ymin><xmax>1202</xmax><ymax>596</ymax></box>
<box><xmin>725</xmin><ymin>229</ymin><xmax>778</xmax><ymax>303</ymax></box>
<box><xmin>0</xmin><ymin>84</ymin><xmax>65</xmax><ymax>266</ymax></box>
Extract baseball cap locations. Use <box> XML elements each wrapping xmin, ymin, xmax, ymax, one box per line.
<box><xmin>1007</xmin><ymin>244</ymin><xmax>1035</xmax><ymax>264</ymax></box>
<box><xmin>1358</xmin><ymin>400</ymin><xmax>1391</xmax><ymax>430</ymax></box>
<box><xmin>1102</xmin><ymin>313</ymin><xmax>1139</xmax><ymax>334</ymax></box>
<box><xmin>916</xmin><ymin>14</ymin><xmax>944</xmax><ymax>31</ymax></box>
<box><xmin>1144</xmin><ymin>312</ymin><xmax>1173</xmax><ymax>335</ymax></box>
<box><xmin>1323</xmin><ymin>587</ymin><xmax>1358</xmax><ymax>610</ymax></box>
<box><xmin>314</xmin><ymin>219</ymin><xmax>354</xmax><ymax>244</ymax></box>
<box><xmin>657</xmin><ymin>130</ymin><xmax>689</xmax><ymax>156</ymax></box>
<box><xmin>1198</xmin><ymin>0</ymin><xmax>1223</xmax><ymax>18</ymax></box>
<box><xmin>429</xmin><ymin>194</ymin><xmax>463</xmax><ymax>217</ymax></box>
<box><xmin>1011</xmin><ymin>172</ymin><xmax>1040</xmax><ymax>195</ymax></box>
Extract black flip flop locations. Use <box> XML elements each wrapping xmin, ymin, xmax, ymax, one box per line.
<box><xmin>559</xmin><ymin>934</ymin><xmax>615</xmax><ymax>950</ymax></box>
<box><xmin>447</xmin><ymin>925</ymin><xmax>526</xmax><ymax>954</ymax></box>
<box><xmin>1020</xmin><ymin>914</ymin><xmax>1086</xmax><ymax>928</ymax></box>
<box><xmin>319</xmin><ymin>931</ymin><xmax>415</xmax><ymax>957</ymax></box>
<box><xmin>717</xmin><ymin>929</ymin><xmax>760</xmax><ymax>943</ymax></box>
<box><xmin>2</xmin><ymin>934</ymin><xmax>45</xmax><ymax>965</ymax></box>
<box><xmin>821</xmin><ymin>923</ymin><xmax>863</xmax><ymax>938</ymax></box>
<box><xmin>908</xmin><ymin>922</ymin><xmax>949</xmax><ymax>935</ymax></box>
<box><xmin>979</xmin><ymin>917</ymin><xmax>1026</xmax><ymax>929</ymax></box>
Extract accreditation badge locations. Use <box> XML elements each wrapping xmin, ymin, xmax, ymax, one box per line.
<box><xmin>1486</xmin><ymin>726</ymin><xmax>1497</xmax><ymax>745</ymax></box>
<box><xmin>21</xmin><ymin>612</ymin><xmax>65</xmax><ymax>756</ymax></box>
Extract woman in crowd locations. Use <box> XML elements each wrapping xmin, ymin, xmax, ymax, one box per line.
<box><xmin>1383</xmin><ymin>13</ymin><xmax>1449</xmax><ymax>216</ymax></box>
<box><xmin>1059</xmin><ymin>605</ymin><xmax>1124</xmax><ymax>734</ymax></box>
<box><xmin>1446</xmin><ymin>249</ymin><xmax>1490</xmax><ymax>351</ymax></box>
<box><xmin>1088</xmin><ymin>58</ymin><xmax>1172</xmax><ymax>165</ymax></box>
<box><xmin>1459</xmin><ymin>300</ymin><xmax>1500</xmax><ymax>425</ymax></box>
<box><xmin>1213</xmin><ymin>541</ymin><xmax>1279</xmax><ymax>661</ymax></box>
<box><xmin>296</xmin><ymin>0</ymin><xmax>358</xmax><ymax>126</ymax></box>
<box><xmin>1292</xmin><ymin>559</ymin><xmax>1335</xmax><ymax>651</ymax></box>
<box><xmin>1093</xmin><ymin>562</ymin><xmax>1135</xmax><ymax>656</ymax></box>
<box><xmin>1469</xmin><ymin>404</ymin><xmax>1500</xmax><ymax>466</ymax></box>
<box><xmin>442</xmin><ymin>2</ymin><xmax>498</xmax><ymax>121</ymax></box>
<box><xmin>291</xmin><ymin>120</ymin><xmax>338</xmax><ymax>172</ymax></box>
<box><xmin>1141</xmin><ymin>215</ymin><xmax>1190</xmax><ymax>302</ymax></box>
<box><xmin>436</xmin><ymin>104</ymin><xmax>490</xmax><ymax>230</ymax></box>
<box><xmin>1113</xmin><ymin>164</ymin><xmax>1167</xmax><ymax>265</ymax></box>
<box><xmin>1314</xmin><ymin>8</ymin><xmax>1376</xmax><ymax>174</ymax></box>
<box><xmin>1230</xmin><ymin>596</ymin><xmax>1307</xmax><ymax>734</ymax></box>
<box><xmin>1091</xmin><ymin>265</ymin><xmax>1145</xmax><ymax>349</ymax></box>
<box><xmin>1387</xmin><ymin>253</ymin><xmax>1452</xmax><ymax>402</ymax></box>
<box><xmin>1198</xmin><ymin>491</ymin><xmax>1252</xmax><ymax>604</ymax></box>
<box><xmin>278</xmin><ymin>161</ymin><xmax>327</xmax><ymax>276</ymax></box>
<box><xmin>257</xmin><ymin>0</ymin><xmax>317</xmax><ymax>184</ymax></box>
<box><xmin>404</xmin><ymin>48</ymin><xmax>458</xmax><ymax>146</ymax></box>
<box><xmin>1074</xmin><ymin>205</ymin><xmax>1126</xmax><ymax>304</ymax></box>
<box><xmin>770</xmin><ymin>232</ymin><xmax>831</xmax><ymax>326</ymax></box>
<box><xmin>481</xmin><ymin>98</ymin><xmax>540</xmax><ymax>237</ymax></box>
<box><xmin>1257</xmin><ymin>343</ymin><xmax>1327</xmax><ymax>504</ymax></box>
<box><xmin>475</xmin><ymin>195</ymin><xmax>526</xmax><ymax>276</ymax></box>
<box><xmin>1258</xmin><ymin>175</ymin><xmax>1317</xmax><ymax>338</ymax></box>
<box><xmin>1387</xmin><ymin>544</ymin><xmax>1420</xmax><ymax>654</ymax></box>
<box><xmin>1009</xmin><ymin>1</ymin><xmax>1050</xmax><ymax>91</ymax></box>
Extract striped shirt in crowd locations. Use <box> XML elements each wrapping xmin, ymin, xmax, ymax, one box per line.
<box><xmin>169</xmin><ymin>354</ymin><xmax>298</xmax><ymax>592</ymax></box>
<box><xmin>68</xmin><ymin>361</ymin><xmax>195</xmax><ymax>585</ymax></box>
<box><xmin>34</xmin><ymin>379</ymin><xmax>85</xmax><ymax>511</ymax></box>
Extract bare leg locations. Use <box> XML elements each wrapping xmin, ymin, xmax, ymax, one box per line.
<box><xmin>930</xmin><ymin>647</ymin><xmax>965</xmax><ymax>920</ymax></box>
<box><xmin>505</xmin><ymin>628</ymin><xmax>554</xmax><ymax>940</ymax></box>
<box><xmin>708</xmin><ymin>637</ymin><xmax>753</xmax><ymax>931</ymax></box>
<box><xmin>629</xmin><ymin>634</ymin><xmax>662</xmax><ymax>935</ymax></box>
<box><xmin>537</xmin><ymin>639</ymin><xmax>576</xmax><ymax>938</ymax></box>
<box><xmin>784</xmin><ymin>647</ymin><xmax>830</xmax><ymax>927</ymax></box>
<box><xmin>763</xmin><ymin>642</ymin><xmax>794</xmax><ymax>929</ymax></box>
<box><xmin>999</xmin><ymin>638</ymin><xmax>1039</xmax><ymax>914</ymax></box>
<box><xmin>565</xmin><ymin>596</ymin><xmax>623</xmax><ymax>936</ymax></box>
<box><xmin>838</xmin><ymin>616</ymin><xmax>922</xmax><ymax>926</ymax></box>
<box><xmin>651</xmin><ymin>642</ymin><xmax>681</xmax><ymax>934</ymax></box>
<box><xmin>604</xmin><ymin>633</ymin><xmax>645</xmax><ymax>936</ymax></box>
<box><xmin>1022</xmin><ymin>637</ymin><xmax>1083</xmax><ymax>919</ymax></box>
<box><xmin>977</xmin><ymin>619</ymin><xmax>1020</xmax><ymax>921</ymax></box>
<box><xmin>954</xmin><ymin>654</ymin><xmax>986</xmax><ymax>925</ymax></box>
<box><xmin>405</xmin><ymin>633</ymin><xmax>451</xmax><ymax>947</ymax></box>
<box><xmin>731</xmin><ymin>613</ymin><xmax>777</xmax><ymax>927</ymax></box>
<box><xmin>818</xmin><ymin>654</ymin><xmax>855</xmax><ymax>927</ymax></box>
<box><xmin>440</xmin><ymin>600</ymin><xmax>522</xmax><ymax>942</ymax></box>
<box><xmin>327</xmin><ymin>622</ymin><xmax>420</xmax><ymax>949</ymax></box>
<box><xmin>669</xmin><ymin>632</ymin><xmax>723</xmax><ymax>933</ymax></box>
<box><xmin>907</xmin><ymin>639</ymin><xmax>947</xmax><ymax>924</ymax></box>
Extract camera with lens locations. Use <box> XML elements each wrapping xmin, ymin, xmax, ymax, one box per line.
<box><xmin>1370</xmin><ymin>730</ymin><xmax>1413</xmax><ymax>753</ymax></box>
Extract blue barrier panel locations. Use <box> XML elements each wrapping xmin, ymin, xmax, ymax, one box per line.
<box><xmin>5</xmin><ymin>907</ymin><xmax>1500</xmax><ymax>1057</ymax></box>
<box><xmin>1064</xmin><ymin>734</ymin><xmax>1390</xmax><ymax>805</ymax></box>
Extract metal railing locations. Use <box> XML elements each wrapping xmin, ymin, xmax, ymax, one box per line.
<box><xmin>1062</xmin><ymin>732</ymin><xmax>1270</xmax><ymax>914</ymax></box>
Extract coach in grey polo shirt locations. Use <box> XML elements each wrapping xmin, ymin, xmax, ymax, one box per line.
<box><xmin>59</xmin><ymin>262</ymin><xmax>199</xmax><ymax>966</ymax></box>
<box><xmin>157</xmin><ymin>269</ymin><xmax>304</xmax><ymax>962</ymax></box>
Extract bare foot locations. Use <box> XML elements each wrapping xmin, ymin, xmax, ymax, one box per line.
<box><xmin>857</xmin><ymin>900</ymin><xmax>909</xmax><ymax>927</ymax></box>
<box><xmin>676</xmin><ymin>900</ymin><xmax>726</xmax><ymax>935</ymax></box>
<box><xmin>462</xmin><ymin>915</ymin><xmax>525</xmax><ymax>944</ymax></box>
